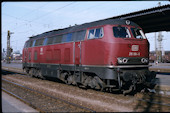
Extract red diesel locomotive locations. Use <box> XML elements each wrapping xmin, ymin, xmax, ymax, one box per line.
<box><xmin>22</xmin><ymin>19</ymin><xmax>156</xmax><ymax>94</ymax></box>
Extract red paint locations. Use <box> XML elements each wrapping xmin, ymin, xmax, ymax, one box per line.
<box><xmin>23</xmin><ymin>24</ymin><xmax>149</xmax><ymax>66</ymax></box>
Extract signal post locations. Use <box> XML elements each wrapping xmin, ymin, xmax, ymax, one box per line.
<box><xmin>6</xmin><ymin>30</ymin><xmax>14</xmax><ymax>64</ymax></box>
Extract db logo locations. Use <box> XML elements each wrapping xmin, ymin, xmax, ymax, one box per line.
<box><xmin>131</xmin><ymin>45</ymin><xmax>139</xmax><ymax>51</ymax></box>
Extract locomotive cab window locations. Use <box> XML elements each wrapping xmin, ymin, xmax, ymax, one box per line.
<box><xmin>88</xmin><ymin>28</ymin><xmax>103</xmax><ymax>39</ymax></box>
<box><xmin>113</xmin><ymin>27</ymin><xmax>131</xmax><ymax>38</ymax></box>
<box><xmin>131</xmin><ymin>28</ymin><xmax>146</xmax><ymax>39</ymax></box>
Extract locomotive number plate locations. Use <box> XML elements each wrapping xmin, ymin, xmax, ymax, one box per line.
<box><xmin>129</xmin><ymin>52</ymin><xmax>140</xmax><ymax>56</ymax></box>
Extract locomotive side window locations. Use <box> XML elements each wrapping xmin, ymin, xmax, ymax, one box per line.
<box><xmin>29</xmin><ymin>40</ymin><xmax>33</xmax><ymax>47</ymax></box>
<box><xmin>24</xmin><ymin>41</ymin><xmax>29</xmax><ymax>48</ymax></box>
<box><xmin>34</xmin><ymin>38</ymin><xmax>45</xmax><ymax>46</ymax></box>
<box><xmin>32</xmin><ymin>40</ymin><xmax>36</xmax><ymax>47</ymax></box>
<box><xmin>38</xmin><ymin>38</ymin><xmax>44</xmax><ymax>46</ymax></box>
<box><xmin>54</xmin><ymin>35</ymin><xmax>62</xmax><ymax>43</ymax></box>
<box><xmin>113</xmin><ymin>27</ymin><xmax>131</xmax><ymax>38</ymax></box>
<box><xmin>43</xmin><ymin>38</ymin><xmax>48</xmax><ymax>45</ymax></box>
<box><xmin>72</xmin><ymin>30</ymin><xmax>86</xmax><ymax>41</ymax></box>
<box><xmin>27</xmin><ymin>41</ymin><xmax>30</xmax><ymax>48</ymax></box>
<box><xmin>35</xmin><ymin>40</ymin><xmax>39</xmax><ymax>46</ymax></box>
<box><xmin>131</xmin><ymin>28</ymin><xmax>146</xmax><ymax>39</ymax></box>
<box><xmin>62</xmin><ymin>33</ymin><xmax>73</xmax><ymax>43</ymax></box>
<box><xmin>88</xmin><ymin>28</ymin><xmax>103</xmax><ymax>39</ymax></box>
<box><xmin>62</xmin><ymin>34</ymin><xmax>67</xmax><ymax>42</ymax></box>
<box><xmin>74</xmin><ymin>30</ymin><xmax>86</xmax><ymax>41</ymax></box>
<box><xmin>47</xmin><ymin>37</ymin><xmax>54</xmax><ymax>45</ymax></box>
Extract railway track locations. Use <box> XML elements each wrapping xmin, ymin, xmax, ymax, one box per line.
<box><xmin>2</xmin><ymin>67</ymin><xmax>170</xmax><ymax>112</ymax></box>
<box><xmin>2</xmin><ymin>78</ymin><xmax>95</xmax><ymax>112</ymax></box>
<box><xmin>134</xmin><ymin>92</ymin><xmax>170</xmax><ymax>112</ymax></box>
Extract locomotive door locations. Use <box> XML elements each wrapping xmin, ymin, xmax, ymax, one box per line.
<box><xmin>74</xmin><ymin>41</ymin><xmax>81</xmax><ymax>65</ymax></box>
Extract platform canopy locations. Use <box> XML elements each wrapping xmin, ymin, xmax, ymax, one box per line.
<box><xmin>106</xmin><ymin>4</ymin><xmax>170</xmax><ymax>33</ymax></box>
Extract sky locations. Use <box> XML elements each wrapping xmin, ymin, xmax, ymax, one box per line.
<box><xmin>1</xmin><ymin>1</ymin><xmax>170</xmax><ymax>54</ymax></box>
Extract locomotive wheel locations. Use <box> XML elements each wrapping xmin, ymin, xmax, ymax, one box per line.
<box><xmin>81</xmin><ymin>74</ymin><xmax>88</xmax><ymax>87</ymax></box>
<box><xmin>60</xmin><ymin>72</ymin><xmax>68</xmax><ymax>83</ymax></box>
<box><xmin>93</xmin><ymin>76</ymin><xmax>105</xmax><ymax>91</ymax></box>
<box><xmin>23</xmin><ymin>68</ymin><xmax>29</xmax><ymax>75</ymax></box>
<box><xmin>28</xmin><ymin>68</ymin><xmax>33</xmax><ymax>77</ymax></box>
<box><xmin>66</xmin><ymin>75</ymin><xmax>73</xmax><ymax>85</ymax></box>
<box><xmin>37</xmin><ymin>69</ymin><xmax>45</xmax><ymax>80</ymax></box>
<box><xmin>88</xmin><ymin>76</ymin><xmax>95</xmax><ymax>89</ymax></box>
<box><xmin>72</xmin><ymin>75</ymin><xmax>77</xmax><ymax>85</ymax></box>
<box><xmin>82</xmin><ymin>73</ymin><xmax>105</xmax><ymax>90</ymax></box>
<box><xmin>32</xmin><ymin>68</ymin><xmax>37</xmax><ymax>77</ymax></box>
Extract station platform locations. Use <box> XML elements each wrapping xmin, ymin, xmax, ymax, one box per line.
<box><xmin>149</xmin><ymin>63</ymin><xmax>170</xmax><ymax>73</ymax></box>
<box><xmin>2</xmin><ymin>91</ymin><xmax>38</xmax><ymax>113</ymax></box>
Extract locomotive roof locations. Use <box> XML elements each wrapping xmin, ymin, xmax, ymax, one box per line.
<box><xmin>29</xmin><ymin>19</ymin><xmax>139</xmax><ymax>40</ymax></box>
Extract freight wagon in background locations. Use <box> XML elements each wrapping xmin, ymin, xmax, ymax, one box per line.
<box><xmin>12</xmin><ymin>53</ymin><xmax>22</xmax><ymax>60</ymax></box>
<box><xmin>149</xmin><ymin>51</ymin><xmax>170</xmax><ymax>63</ymax></box>
<box><xmin>22</xmin><ymin>19</ymin><xmax>156</xmax><ymax>95</ymax></box>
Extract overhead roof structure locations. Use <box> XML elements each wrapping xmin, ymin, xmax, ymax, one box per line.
<box><xmin>107</xmin><ymin>4</ymin><xmax>170</xmax><ymax>33</ymax></box>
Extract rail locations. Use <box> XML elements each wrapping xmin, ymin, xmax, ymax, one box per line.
<box><xmin>2</xmin><ymin>78</ymin><xmax>95</xmax><ymax>112</ymax></box>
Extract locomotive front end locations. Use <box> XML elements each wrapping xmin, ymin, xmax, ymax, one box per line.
<box><xmin>108</xmin><ymin>20</ymin><xmax>156</xmax><ymax>94</ymax></box>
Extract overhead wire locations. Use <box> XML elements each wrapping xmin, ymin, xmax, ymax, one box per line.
<box><xmin>2</xmin><ymin>12</ymin><xmax>52</xmax><ymax>29</ymax></box>
<box><xmin>3</xmin><ymin>2</ymin><xmax>110</xmax><ymax>37</ymax></box>
<box><xmin>3</xmin><ymin>2</ymin><xmax>111</xmax><ymax>37</ymax></box>
<box><xmin>10</xmin><ymin>2</ymin><xmax>76</xmax><ymax>31</ymax></box>
<box><xmin>19</xmin><ymin>2</ymin><xmax>104</xmax><ymax>35</ymax></box>
<box><xmin>16</xmin><ymin>2</ymin><xmax>50</xmax><ymax>20</ymax></box>
<box><xmin>2</xmin><ymin>2</ymin><xmax>50</xmax><ymax>29</ymax></box>
<box><xmin>29</xmin><ymin>2</ymin><xmax>76</xmax><ymax>22</ymax></box>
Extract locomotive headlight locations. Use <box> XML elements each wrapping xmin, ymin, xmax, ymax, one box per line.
<box><xmin>123</xmin><ymin>58</ymin><xmax>128</xmax><ymax>63</ymax></box>
<box><xmin>117</xmin><ymin>58</ymin><xmax>123</xmax><ymax>64</ymax></box>
<box><xmin>141</xmin><ymin>58</ymin><xmax>148</xmax><ymax>63</ymax></box>
<box><xmin>117</xmin><ymin>58</ymin><xmax>128</xmax><ymax>64</ymax></box>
